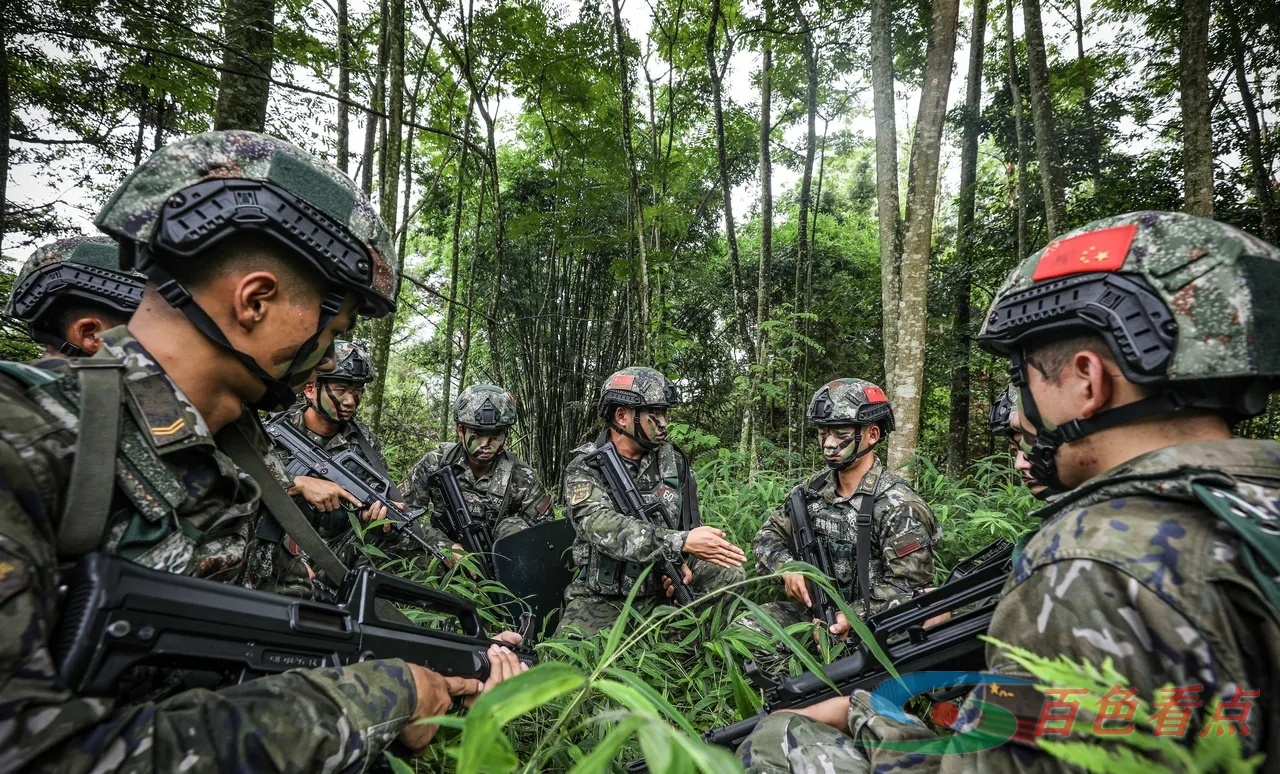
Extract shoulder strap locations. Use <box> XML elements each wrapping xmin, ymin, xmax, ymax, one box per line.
<box><xmin>854</xmin><ymin>472</ymin><xmax>879</xmax><ymax>617</ymax></box>
<box><xmin>58</xmin><ymin>357</ymin><xmax>126</xmax><ymax>556</ymax></box>
<box><xmin>1190</xmin><ymin>481</ymin><xmax>1280</xmax><ymax>615</ymax></box>
<box><xmin>676</xmin><ymin>448</ymin><xmax>701</xmax><ymax>529</ymax></box>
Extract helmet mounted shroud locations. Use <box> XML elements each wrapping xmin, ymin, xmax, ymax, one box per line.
<box><xmin>988</xmin><ymin>386</ymin><xmax>1015</xmax><ymax>437</ymax></box>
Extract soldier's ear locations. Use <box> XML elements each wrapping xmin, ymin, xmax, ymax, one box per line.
<box><xmin>66</xmin><ymin>316</ymin><xmax>110</xmax><ymax>355</ymax></box>
<box><xmin>613</xmin><ymin>406</ymin><xmax>629</xmax><ymax>426</ymax></box>
<box><xmin>866</xmin><ymin>424</ymin><xmax>882</xmax><ymax>445</ymax></box>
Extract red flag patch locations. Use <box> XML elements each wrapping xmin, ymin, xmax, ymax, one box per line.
<box><xmin>895</xmin><ymin>540</ymin><xmax>922</xmax><ymax>557</ymax></box>
<box><xmin>608</xmin><ymin>374</ymin><xmax>636</xmax><ymax>390</ymax></box>
<box><xmin>1031</xmin><ymin>224</ymin><xmax>1137</xmax><ymax>281</ymax></box>
<box><xmin>863</xmin><ymin>386</ymin><xmax>888</xmax><ymax>403</ymax></box>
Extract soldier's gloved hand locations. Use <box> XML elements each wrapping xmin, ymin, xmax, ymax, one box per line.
<box><xmin>400</xmin><ymin>663</ymin><xmax>481</xmax><ymax>751</ymax></box>
<box><xmin>782</xmin><ymin>572</ymin><xmax>813</xmax><ymax>607</ymax></box>
<box><xmin>463</xmin><ymin>644</ymin><xmax>529</xmax><ymax>709</ymax></box>
<box><xmin>682</xmin><ymin>526</ymin><xmax>746</xmax><ymax>568</ymax></box>
<box><xmin>289</xmin><ymin>475</ymin><xmax>361</xmax><ymax>512</ymax></box>
<box><xmin>662</xmin><ymin>563</ymin><xmax>695</xmax><ymax>598</ymax></box>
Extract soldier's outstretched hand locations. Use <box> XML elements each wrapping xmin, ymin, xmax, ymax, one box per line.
<box><xmin>682</xmin><ymin>526</ymin><xmax>746</xmax><ymax>568</ymax></box>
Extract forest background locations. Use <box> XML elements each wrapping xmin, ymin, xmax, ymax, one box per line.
<box><xmin>2</xmin><ymin>0</ymin><xmax>1279</xmax><ymax>770</ymax></box>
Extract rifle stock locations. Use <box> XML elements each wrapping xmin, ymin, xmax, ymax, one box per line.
<box><xmin>54</xmin><ymin>552</ymin><xmax>535</xmax><ymax>697</ymax></box>
<box><xmin>584</xmin><ymin>444</ymin><xmax>698</xmax><ymax>606</ymax></box>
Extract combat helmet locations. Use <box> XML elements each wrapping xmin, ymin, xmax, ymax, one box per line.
<box><xmin>95</xmin><ymin>130</ymin><xmax>397</xmax><ymax>410</ymax></box>
<box><xmin>977</xmin><ymin>210</ymin><xmax>1280</xmax><ymax>489</ymax></box>
<box><xmin>806</xmin><ymin>378</ymin><xmax>895</xmax><ymax>430</ymax></box>
<box><xmin>320</xmin><ymin>339</ymin><xmax>375</xmax><ymax>384</ymax></box>
<box><xmin>5</xmin><ymin>236</ymin><xmax>145</xmax><ymax>357</ymax></box>
<box><xmin>987</xmin><ymin>384</ymin><xmax>1017</xmax><ymax>437</ymax></box>
<box><xmin>597</xmin><ymin>367</ymin><xmax>679</xmax><ymax>417</ymax></box>
<box><xmin>454</xmin><ymin>384</ymin><xmax>518</xmax><ymax>430</ymax></box>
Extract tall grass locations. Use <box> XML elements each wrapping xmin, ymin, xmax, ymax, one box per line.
<box><xmin>388</xmin><ymin>449</ymin><xmax>1040</xmax><ymax>773</ymax></box>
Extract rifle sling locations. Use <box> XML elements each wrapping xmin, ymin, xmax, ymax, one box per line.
<box><xmin>855</xmin><ymin>483</ymin><xmax>874</xmax><ymax>617</ymax></box>
<box><xmin>220</xmin><ymin>423</ymin><xmax>415</xmax><ymax>625</ymax></box>
<box><xmin>58</xmin><ymin>356</ymin><xmax>126</xmax><ymax>556</ymax></box>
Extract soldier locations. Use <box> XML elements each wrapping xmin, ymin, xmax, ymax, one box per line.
<box><xmin>736</xmin><ymin>211</ymin><xmax>1280</xmax><ymax>772</ymax></box>
<box><xmin>556</xmin><ymin>366</ymin><xmax>747</xmax><ymax>637</ymax></box>
<box><xmin>403</xmin><ymin>384</ymin><xmax>555</xmax><ymax>557</ymax></box>
<box><xmin>988</xmin><ymin>384</ymin><xmax>1048</xmax><ymax>499</ymax></box>
<box><xmin>0</xmin><ymin>130</ymin><xmax>523</xmax><ymax>774</ymax></box>
<box><xmin>4</xmin><ymin>235</ymin><xmax>144</xmax><ymax>357</ymax></box>
<box><xmin>261</xmin><ymin>339</ymin><xmax>404</xmax><ymax>592</ymax></box>
<box><xmin>745</xmin><ymin>379</ymin><xmax>939</xmax><ymax>669</ymax></box>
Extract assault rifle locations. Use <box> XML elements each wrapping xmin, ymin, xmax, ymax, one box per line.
<box><xmin>426</xmin><ymin>465</ymin><xmax>497</xmax><ymax>577</ymax></box>
<box><xmin>265</xmin><ymin>416</ymin><xmax>446</xmax><ymax>562</ymax></box>
<box><xmin>54</xmin><ymin>552</ymin><xmax>537</xmax><ymax>697</ymax></box>
<box><xmin>785</xmin><ymin>486</ymin><xmax>840</xmax><ymax>628</ymax></box>
<box><xmin>584</xmin><ymin>443</ymin><xmax>698</xmax><ymax>606</ymax></box>
<box><xmin>624</xmin><ymin>538</ymin><xmax>1014</xmax><ymax>771</ymax></box>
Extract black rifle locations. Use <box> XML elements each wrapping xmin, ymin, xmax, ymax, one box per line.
<box><xmin>265</xmin><ymin>416</ymin><xmax>446</xmax><ymax>562</ymax></box>
<box><xmin>583</xmin><ymin>443</ymin><xmax>698</xmax><ymax>606</ymax></box>
<box><xmin>54</xmin><ymin>552</ymin><xmax>536</xmax><ymax>697</ymax></box>
<box><xmin>785</xmin><ymin>486</ymin><xmax>840</xmax><ymax>628</ymax></box>
<box><xmin>426</xmin><ymin>465</ymin><xmax>497</xmax><ymax>577</ymax></box>
<box><xmin>624</xmin><ymin>538</ymin><xmax>1014</xmax><ymax>772</ymax></box>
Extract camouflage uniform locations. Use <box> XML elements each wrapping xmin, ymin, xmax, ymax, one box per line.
<box><xmin>403</xmin><ymin>441</ymin><xmax>554</xmax><ymax>545</ymax></box>
<box><xmin>738</xmin><ymin>212</ymin><xmax>1280</xmax><ymax>771</ymax></box>
<box><xmin>745</xmin><ymin>460</ymin><xmax>939</xmax><ymax>667</ymax></box>
<box><xmin>556</xmin><ymin>430</ymin><xmax>745</xmax><ymax>637</ymax></box>
<box><xmin>0</xmin><ymin>132</ymin><xmax>416</xmax><ymax>772</ymax></box>
<box><xmin>4</xmin><ymin>236</ymin><xmax>144</xmax><ymax>357</ymax></box>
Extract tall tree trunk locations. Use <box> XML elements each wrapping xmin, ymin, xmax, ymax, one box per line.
<box><xmin>336</xmin><ymin>0</ymin><xmax>350</xmax><ymax>173</ymax></box>
<box><xmin>870</xmin><ymin>0</ymin><xmax>902</xmax><ymax>396</ymax></box>
<box><xmin>750</xmin><ymin>15</ymin><xmax>774</xmax><ymax>470</ymax></box>
<box><xmin>1180</xmin><ymin>0</ymin><xmax>1214</xmax><ymax>217</ymax></box>
<box><xmin>1022</xmin><ymin>0</ymin><xmax>1067</xmax><ymax>236</ymax></box>
<box><xmin>947</xmin><ymin>0</ymin><xmax>987</xmax><ymax>478</ymax></box>
<box><xmin>1006</xmin><ymin>0</ymin><xmax>1029</xmax><ymax>259</ymax></box>
<box><xmin>707</xmin><ymin>0</ymin><xmax>753</xmax><ymax>363</ymax></box>
<box><xmin>886</xmin><ymin>0</ymin><xmax>961</xmax><ymax>473</ymax></box>
<box><xmin>214</xmin><ymin>0</ymin><xmax>275</xmax><ymax>131</ymax></box>
<box><xmin>1226</xmin><ymin>8</ymin><xmax>1276</xmax><ymax>240</ymax></box>
<box><xmin>611</xmin><ymin>0</ymin><xmax>652</xmax><ymax>356</ymax></box>
<box><xmin>441</xmin><ymin>102</ymin><xmax>474</xmax><ymax>435</ymax></box>
<box><xmin>458</xmin><ymin>178</ymin><xmax>487</xmax><ymax>390</ymax></box>
<box><xmin>1072</xmin><ymin>0</ymin><xmax>1101</xmax><ymax>184</ymax></box>
<box><xmin>793</xmin><ymin>10</ymin><xmax>818</xmax><ymax>322</ymax></box>
<box><xmin>361</xmin><ymin>0</ymin><xmax>389</xmax><ymax>196</ymax></box>
<box><xmin>368</xmin><ymin>0</ymin><xmax>404</xmax><ymax>436</ymax></box>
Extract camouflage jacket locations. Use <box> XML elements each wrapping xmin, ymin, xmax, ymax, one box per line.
<box><xmin>562</xmin><ymin>432</ymin><xmax>705</xmax><ymax>598</ymax></box>
<box><xmin>0</xmin><ymin>327</ymin><xmax>418</xmax><ymax>773</ymax></box>
<box><xmin>753</xmin><ymin>459</ymin><xmax>940</xmax><ymax>615</ymax></box>
<box><xmin>842</xmin><ymin>438</ymin><xmax>1280</xmax><ymax>771</ymax></box>
<box><xmin>403</xmin><ymin>441</ymin><xmax>554</xmax><ymax>546</ymax></box>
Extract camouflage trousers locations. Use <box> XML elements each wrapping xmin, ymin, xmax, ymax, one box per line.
<box><xmin>555</xmin><ymin>562</ymin><xmax>745</xmax><ymax>638</ymax></box>
<box><xmin>737</xmin><ymin>712</ymin><xmax>867</xmax><ymax>773</ymax></box>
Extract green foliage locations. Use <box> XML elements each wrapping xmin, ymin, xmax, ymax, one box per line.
<box><xmin>988</xmin><ymin>638</ymin><xmax>1265</xmax><ymax>774</ymax></box>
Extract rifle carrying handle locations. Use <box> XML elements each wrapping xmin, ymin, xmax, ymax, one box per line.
<box><xmin>359</xmin><ymin>569</ymin><xmax>484</xmax><ymax>638</ymax></box>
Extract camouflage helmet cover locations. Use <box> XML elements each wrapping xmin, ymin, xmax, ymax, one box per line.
<box><xmin>94</xmin><ymin>130</ymin><xmax>396</xmax><ymax>317</ymax></box>
<box><xmin>598</xmin><ymin>366</ymin><xmax>679</xmax><ymax>417</ymax></box>
<box><xmin>5</xmin><ymin>236</ymin><xmax>144</xmax><ymax>323</ymax></box>
<box><xmin>454</xmin><ymin>384</ymin><xmax>518</xmax><ymax>429</ymax></box>
<box><xmin>978</xmin><ymin>211</ymin><xmax>1280</xmax><ymax>394</ymax></box>
<box><xmin>320</xmin><ymin>339</ymin><xmax>375</xmax><ymax>384</ymax></box>
<box><xmin>806</xmin><ymin>378</ymin><xmax>896</xmax><ymax>431</ymax></box>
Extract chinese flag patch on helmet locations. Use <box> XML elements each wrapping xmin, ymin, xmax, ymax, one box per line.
<box><xmin>1031</xmin><ymin>224</ymin><xmax>1136</xmax><ymax>281</ymax></box>
<box><xmin>863</xmin><ymin>386</ymin><xmax>887</xmax><ymax>403</ymax></box>
<box><xmin>608</xmin><ymin>374</ymin><xmax>636</xmax><ymax>391</ymax></box>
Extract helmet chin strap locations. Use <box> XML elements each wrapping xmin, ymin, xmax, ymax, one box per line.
<box><xmin>306</xmin><ymin>382</ymin><xmax>349</xmax><ymax>429</ymax></box>
<box><xmin>824</xmin><ymin>428</ymin><xmax>878</xmax><ymax>471</ymax></box>
<box><xmin>1011</xmin><ymin>353</ymin><xmax>1186</xmax><ymax>493</ymax></box>
<box><xmin>143</xmin><ymin>259</ymin><xmax>344</xmax><ymax>412</ymax></box>
<box><xmin>610</xmin><ymin>408</ymin><xmax>662</xmax><ymax>451</ymax></box>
